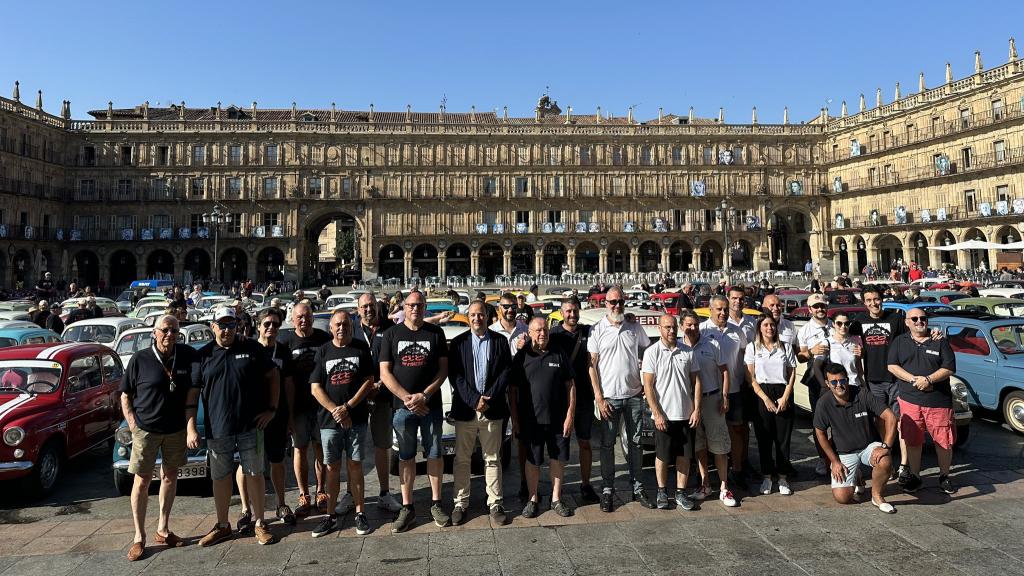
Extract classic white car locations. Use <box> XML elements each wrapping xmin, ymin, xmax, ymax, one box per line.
<box><xmin>114</xmin><ymin>325</ymin><xmax>215</xmax><ymax>367</ymax></box>
<box><xmin>61</xmin><ymin>317</ymin><xmax>146</xmax><ymax>348</ymax></box>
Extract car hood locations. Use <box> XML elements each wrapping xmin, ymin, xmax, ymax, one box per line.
<box><xmin>0</xmin><ymin>393</ymin><xmax>54</xmax><ymax>424</ymax></box>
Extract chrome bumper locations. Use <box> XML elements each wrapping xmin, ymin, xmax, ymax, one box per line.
<box><xmin>0</xmin><ymin>461</ymin><xmax>33</xmax><ymax>471</ymax></box>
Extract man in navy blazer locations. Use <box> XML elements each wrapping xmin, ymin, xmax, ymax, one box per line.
<box><xmin>448</xmin><ymin>301</ymin><xmax>513</xmax><ymax>525</ymax></box>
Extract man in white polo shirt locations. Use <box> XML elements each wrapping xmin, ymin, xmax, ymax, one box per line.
<box><xmin>761</xmin><ymin>294</ymin><xmax>797</xmax><ymax>347</ymax></box>
<box><xmin>588</xmin><ymin>286</ymin><xmax>652</xmax><ymax>512</ymax></box>
<box><xmin>798</xmin><ymin>292</ymin><xmax>834</xmax><ymax>476</ymax></box>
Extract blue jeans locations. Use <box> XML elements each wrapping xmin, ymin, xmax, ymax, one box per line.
<box><xmin>595</xmin><ymin>395</ymin><xmax>644</xmax><ymax>493</ymax></box>
<box><xmin>393</xmin><ymin>407</ymin><xmax>443</xmax><ymax>461</ymax></box>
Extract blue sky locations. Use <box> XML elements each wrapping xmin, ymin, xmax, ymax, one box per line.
<box><xmin>7</xmin><ymin>1</ymin><xmax>1024</xmax><ymax>123</ymax></box>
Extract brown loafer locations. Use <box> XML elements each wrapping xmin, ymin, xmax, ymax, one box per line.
<box><xmin>154</xmin><ymin>531</ymin><xmax>185</xmax><ymax>548</ymax></box>
<box><xmin>127</xmin><ymin>541</ymin><xmax>145</xmax><ymax>562</ymax></box>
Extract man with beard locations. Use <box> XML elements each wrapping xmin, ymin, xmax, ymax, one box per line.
<box><xmin>798</xmin><ymin>293</ymin><xmax>834</xmax><ymax>476</ymax></box>
<box><xmin>278</xmin><ymin>302</ymin><xmax>332</xmax><ymax>516</ymax></box>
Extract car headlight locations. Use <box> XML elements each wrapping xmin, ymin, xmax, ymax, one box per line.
<box><xmin>3</xmin><ymin>427</ymin><xmax>24</xmax><ymax>447</ymax></box>
<box><xmin>951</xmin><ymin>381</ymin><xmax>969</xmax><ymax>400</ymax></box>
<box><xmin>115</xmin><ymin>426</ymin><xmax>134</xmax><ymax>446</ymax></box>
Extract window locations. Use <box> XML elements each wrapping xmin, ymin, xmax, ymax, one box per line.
<box><xmin>611</xmin><ymin>146</ymin><xmax>625</xmax><ymax>166</ymax></box>
<box><xmin>548</xmin><ymin>146</ymin><xmax>560</xmax><ymax>165</ymax></box>
<box><xmin>308</xmin><ymin>177</ymin><xmax>322</xmax><ymax>196</ymax></box>
<box><xmin>832</xmin><ymin>144</ymin><xmax>838</xmax><ymax>161</ymax></box>
<box><xmin>154</xmin><ymin>179</ymin><xmax>170</xmax><ymax>197</ymax></box>
<box><xmin>117</xmin><ymin>179</ymin><xmax>133</xmax><ymax>199</ymax></box>
<box><xmin>961</xmin><ymin>147</ymin><xmax>972</xmax><ymax>169</ymax></box>
<box><xmin>868</xmin><ymin>167</ymin><xmax>877</xmax><ymax>184</ymax></box>
<box><xmin>79</xmin><ymin>179</ymin><xmax>96</xmax><ymax>199</ymax></box>
<box><xmin>947</xmin><ymin>326</ymin><xmax>990</xmax><ymax>356</ymax></box>
<box><xmin>931</xmin><ymin>116</ymin><xmax>941</xmax><ymax>135</ymax></box>
<box><xmin>883</xmin><ymin>164</ymin><xmax>894</xmax><ymax>182</ymax></box>
<box><xmin>580</xmin><ymin>176</ymin><xmax>594</xmax><ymax>196</ymax></box>
<box><xmin>263</xmin><ymin>177</ymin><xmax>278</xmax><ymax>198</ymax></box>
<box><xmin>83</xmin><ymin>146</ymin><xmax>96</xmax><ymax>166</ymax></box>
<box><xmin>262</xmin><ymin>213</ymin><xmax>279</xmax><ymax>227</ymax></box>
<box><xmin>192</xmin><ymin>145</ymin><xmax>205</xmax><ymax>164</ymax></box>
<box><xmin>482</xmin><ymin>177</ymin><xmax>497</xmax><ymax>196</ymax></box>
<box><xmin>228</xmin><ymin>213</ymin><xmax>242</xmax><ymax>234</ymax></box>
<box><xmin>673</xmin><ymin>209</ymin><xmax>685</xmax><ymax>230</ymax></box>
<box><xmin>882</xmin><ymin>131</ymin><xmax>891</xmax><ymax>147</ymax></box>
<box><xmin>157</xmin><ymin>146</ymin><xmax>169</xmax><ymax>166</ymax></box>
<box><xmin>515</xmin><ymin>211</ymin><xmax>530</xmax><ymax>229</ymax></box>
<box><xmin>229</xmin><ymin>145</ymin><xmax>242</xmax><ymax>166</ymax></box>
<box><xmin>906</xmin><ymin>123</ymin><xmax>917</xmax><ymax>142</ymax></box>
<box><xmin>120</xmin><ymin>146</ymin><xmax>132</xmax><ymax>166</ymax></box>
<box><xmin>265</xmin><ymin>144</ymin><xmax>278</xmax><ymax>165</ymax></box>
<box><xmin>868</xmin><ymin>134</ymin><xmax>876</xmax><ymax>152</ymax></box>
<box><xmin>552</xmin><ymin>176</ymin><xmax>563</xmax><ymax>196</ymax></box>
<box><xmin>671</xmin><ymin>146</ymin><xmax>683</xmax><ymax>165</ymax></box>
<box><xmin>997</xmin><ymin>185</ymin><xmax>1009</xmax><ymax>203</ymax></box>
<box><xmin>546</xmin><ymin>210</ymin><xmax>562</xmax><ymax>224</ymax></box>
<box><xmin>579</xmin><ymin>145</ymin><xmax>593</xmax><ymax>166</ymax></box>
<box><xmin>960</xmin><ymin>108</ymin><xmax>970</xmax><ymax>129</ymax></box>
<box><xmin>994</xmin><ymin>140</ymin><xmax>1006</xmax><ymax>162</ymax></box>
<box><xmin>151</xmin><ymin>214</ymin><xmax>170</xmax><ymax>229</ymax></box>
<box><xmin>115</xmin><ymin>215</ymin><xmax>135</xmax><ymax>231</ymax></box>
<box><xmin>190</xmin><ymin>214</ymin><xmax>202</xmax><ymax>232</ymax></box>
<box><xmin>516</xmin><ymin>146</ymin><xmax>529</xmax><ymax>165</ymax></box>
<box><xmin>965</xmin><ymin>189</ymin><xmax>976</xmax><ymax>213</ymax></box>
<box><xmin>639</xmin><ymin>146</ymin><xmax>652</xmax><ymax>165</ymax></box>
<box><xmin>704</xmin><ymin>209</ymin><xmax>716</xmax><ymax>229</ymax></box>
<box><xmin>992</xmin><ymin>99</ymin><xmax>1004</xmax><ymax>121</ymax></box>
<box><xmin>578</xmin><ymin>210</ymin><xmax>593</xmax><ymax>225</ymax></box>
<box><xmin>514</xmin><ymin>177</ymin><xmax>529</xmax><ymax>196</ymax></box>
<box><xmin>733</xmin><ymin>145</ymin><xmax>744</xmax><ymax>164</ymax></box>
<box><xmin>702</xmin><ymin>147</ymin><xmax>713</xmax><ymax>165</ymax></box>
<box><xmin>190</xmin><ymin>178</ymin><xmax>205</xmax><ymax>198</ymax></box>
<box><xmin>482</xmin><ymin>211</ymin><xmax>497</xmax><ymax>226</ymax></box>
<box><xmin>227</xmin><ymin>177</ymin><xmax>242</xmax><ymax>198</ymax></box>
<box><xmin>341</xmin><ymin>177</ymin><xmax>352</xmax><ymax>196</ymax></box>
<box><xmin>67</xmin><ymin>356</ymin><xmax>101</xmax><ymax>393</ymax></box>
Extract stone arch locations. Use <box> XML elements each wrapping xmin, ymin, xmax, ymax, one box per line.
<box><xmin>146</xmin><ymin>249</ymin><xmax>175</xmax><ymax>278</ymax></box>
<box><xmin>574</xmin><ymin>241</ymin><xmax>599</xmax><ymax>274</ymax></box>
<box><xmin>478</xmin><ymin>243</ymin><xmax>503</xmax><ymax>281</ymax></box>
<box><xmin>934</xmin><ymin>230</ymin><xmax>958</xmax><ymax>267</ymax></box>
<box><xmin>606</xmin><ymin>241</ymin><xmax>630</xmax><ymax>273</ymax></box>
<box><xmin>834</xmin><ymin>236</ymin><xmax>851</xmax><ymax>275</ymax></box>
<box><xmin>872</xmin><ymin>234</ymin><xmax>904</xmax><ymax>270</ymax></box>
<box><xmin>377</xmin><ymin>244</ymin><xmax>404</xmax><ymax>280</ymax></box>
<box><xmin>220</xmin><ymin>247</ymin><xmax>248</xmax><ymax>284</ymax></box>
<box><xmin>908</xmin><ymin>231</ymin><xmax>929</xmax><ymax>267</ymax></box>
<box><xmin>962</xmin><ymin>228</ymin><xmax>989</xmax><ymax>270</ymax></box>
<box><xmin>731</xmin><ymin>240</ymin><xmax>754</xmax><ymax>270</ymax></box>
<box><xmin>412</xmin><ymin>243</ymin><xmax>438</xmax><ymax>280</ymax></box>
<box><xmin>445</xmin><ymin>243</ymin><xmax>471</xmax><ymax>278</ymax></box>
<box><xmin>994</xmin><ymin>225</ymin><xmax>1021</xmax><ymax>244</ymax></box>
<box><xmin>699</xmin><ymin>240</ymin><xmax>722</xmax><ymax>271</ymax></box>
<box><xmin>638</xmin><ymin>240</ymin><xmax>660</xmax><ymax>272</ymax></box>
<box><xmin>542</xmin><ymin>242</ymin><xmax>567</xmax><ymax>276</ymax></box>
<box><xmin>850</xmin><ymin>235</ymin><xmax>868</xmax><ymax>273</ymax></box>
<box><xmin>12</xmin><ymin>249</ymin><xmax>32</xmax><ymax>288</ymax></box>
<box><xmin>73</xmin><ymin>250</ymin><xmax>100</xmax><ymax>289</ymax></box>
<box><xmin>109</xmin><ymin>249</ymin><xmax>136</xmax><ymax>291</ymax></box>
<box><xmin>184</xmin><ymin>248</ymin><xmax>211</xmax><ymax>284</ymax></box>
<box><xmin>768</xmin><ymin>204</ymin><xmax>815</xmax><ymax>270</ymax></box>
<box><xmin>511</xmin><ymin>242</ymin><xmax>535</xmax><ymax>276</ymax></box>
<box><xmin>257</xmin><ymin>247</ymin><xmax>286</xmax><ymax>283</ymax></box>
<box><xmin>668</xmin><ymin>240</ymin><xmax>692</xmax><ymax>272</ymax></box>
<box><xmin>302</xmin><ymin>209</ymin><xmax>362</xmax><ymax>286</ymax></box>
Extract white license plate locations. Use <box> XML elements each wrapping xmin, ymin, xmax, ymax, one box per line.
<box><xmin>153</xmin><ymin>462</ymin><xmax>207</xmax><ymax>480</ymax></box>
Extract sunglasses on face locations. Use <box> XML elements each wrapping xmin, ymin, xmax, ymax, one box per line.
<box><xmin>156</xmin><ymin>327</ymin><xmax>179</xmax><ymax>335</ymax></box>
<box><xmin>261</xmin><ymin>322</ymin><xmax>281</xmax><ymax>329</ymax></box>
<box><xmin>834</xmin><ymin>321</ymin><xmax>848</xmax><ymax>327</ymax></box>
<box><xmin>827</xmin><ymin>378</ymin><xmax>849</xmax><ymax>387</ymax></box>
<box><xmin>405</xmin><ymin>302</ymin><xmax>424</xmax><ymax>308</ymax></box>
<box><xmin>908</xmin><ymin>316</ymin><xmax>928</xmax><ymax>324</ymax></box>
<box><xmin>499</xmin><ymin>304</ymin><xmax>515</xmax><ymax>309</ymax></box>
<box><xmin>811</xmin><ymin>304</ymin><xmax>827</xmax><ymax>309</ymax></box>
<box><xmin>216</xmin><ymin>321</ymin><xmax>238</xmax><ymax>330</ymax></box>
<box><xmin>606</xmin><ymin>299</ymin><xmax>625</xmax><ymax>306</ymax></box>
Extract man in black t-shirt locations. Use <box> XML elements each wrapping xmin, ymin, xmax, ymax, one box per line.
<box><xmin>189</xmin><ymin>308</ymin><xmax>278</xmax><ymax>547</ymax></box>
<box><xmin>120</xmin><ymin>315</ymin><xmax>197</xmax><ymax>561</ymax></box>
<box><xmin>814</xmin><ymin>364</ymin><xmax>897</xmax><ymax>514</ymax></box>
<box><xmin>35</xmin><ymin>272</ymin><xmax>55</xmax><ymax>301</ymax></box>
<box><xmin>510</xmin><ymin>317</ymin><xmax>576</xmax><ymax>519</ymax></box>
<box><xmin>380</xmin><ymin>290</ymin><xmax>449</xmax><ymax>533</ymax></box>
<box><xmin>278</xmin><ymin>302</ymin><xmax>332</xmax><ymax>517</ymax></box>
<box><xmin>309</xmin><ymin>311</ymin><xmax>374</xmax><ymax>537</ymax></box>
<box><xmin>548</xmin><ymin>296</ymin><xmax>598</xmax><ymax>503</ymax></box>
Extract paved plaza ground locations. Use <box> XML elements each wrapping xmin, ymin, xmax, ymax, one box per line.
<box><xmin>1</xmin><ymin>413</ymin><xmax>1024</xmax><ymax>575</ymax></box>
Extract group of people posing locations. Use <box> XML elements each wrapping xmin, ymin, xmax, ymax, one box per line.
<box><xmin>118</xmin><ymin>283</ymin><xmax>958</xmax><ymax>561</ymax></box>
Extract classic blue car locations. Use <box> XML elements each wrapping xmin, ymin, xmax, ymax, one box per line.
<box><xmin>882</xmin><ymin>301</ymin><xmax>953</xmax><ymax>315</ymax></box>
<box><xmin>0</xmin><ymin>326</ymin><xmax>62</xmax><ymax>348</ymax></box>
<box><xmin>929</xmin><ymin>311</ymin><xmax>1024</xmax><ymax>435</ymax></box>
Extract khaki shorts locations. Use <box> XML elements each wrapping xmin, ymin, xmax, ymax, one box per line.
<box><xmin>127</xmin><ymin>428</ymin><xmax>187</xmax><ymax>476</ymax></box>
<box><xmin>694</xmin><ymin>391</ymin><xmax>731</xmax><ymax>455</ymax></box>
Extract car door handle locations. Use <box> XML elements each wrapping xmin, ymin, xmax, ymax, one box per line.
<box><xmin>984</xmin><ymin>359</ymin><xmax>996</xmax><ymax>363</ymax></box>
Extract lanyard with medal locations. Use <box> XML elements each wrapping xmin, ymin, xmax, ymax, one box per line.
<box><xmin>153</xmin><ymin>344</ymin><xmax>177</xmax><ymax>393</ymax></box>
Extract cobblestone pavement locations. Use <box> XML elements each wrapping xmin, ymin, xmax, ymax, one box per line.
<box><xmin>1</xmin><ymin>414</ymin><xmax>1024</xmax><ymax>575</ymax></box>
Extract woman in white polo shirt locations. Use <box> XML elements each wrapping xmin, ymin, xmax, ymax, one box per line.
<box><xmin>826</xmin><ymin>312</ymin><xmax>864</xmax><ymax>387</ymax></box>
<box><xmin>745</xmin><ymin>315</ymin><xmax>798</xmax><ymax>495</ymax></box>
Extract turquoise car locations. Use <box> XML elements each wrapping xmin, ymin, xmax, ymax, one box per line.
<box><xmin>0</xmin><ymin>326</ymin><xmax>62</xmax><ymax>348</ymax></box>
<box><xmin>112</xmin><ymin>400</ymin><xmax>212</xmax><ymax>495</ymax></box>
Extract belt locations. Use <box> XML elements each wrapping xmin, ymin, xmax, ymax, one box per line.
<box><xmin>701</xmin><ymin>389</ymin><xmax>721</xmax><ymax>397</ymax></box>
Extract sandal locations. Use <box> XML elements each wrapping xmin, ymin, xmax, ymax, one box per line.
<box><xmin>154</xmin><ymin>531</ymin><xmax>185</xmax><ymax>547</ymax></box>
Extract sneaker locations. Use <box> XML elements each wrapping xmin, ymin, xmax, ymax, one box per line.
<box><xmin>236</xmin><ymin>510</ymin><xmax>253</xmax><ymax>534</ymax></box>
<box><xmin>198</xmin><ymin>523</ymin><xmax>232</xmax><ymax>547</ymax></box>
<box><xmin>938</xmin><ymin>474</ymin><xmax>958</xmax><ymax>495</ymax></box>
<box><xmin>551</xmin><ymin>500</ymin><xmax>574</xmax><ymax>517</ymax></box>
<box><xmin>391</xmin><ymin>507</ymin><xmax>415</xmax><ymax>533</ymax></box>
<box><xmin>815</xmin><ymin>460</ymin><xmax>829</xmax><ymax>476</ymax></box>
<box><xmin>600</xmin><ymin>492</ymin><xmax>614</xmax><ymax>513</ymax></box>
<box><xmin>295</xmin><ymin>494</ymin><xmax>313</xmax><ymax>518</ymax></box>
<box><xmin>336</xmin><ymin>492</ymin><xmax>354</xmax><ymax>515</ymax></box>
<box><xmin>778</xmin><ymin>479</ymin><xmax>792</xmax><ymax>496</ymax></box>
<box><xmin>720</xmin><ymin>490</ymin><xmax>738</xmax><ymax>508</ymax></box>
<box><xmin>897</xmin><ymin>466</ymin><xmax>911</xmax><ymax>487</ymax></box>
<box><xmin>354</xmin><ymin>513</ymin><xmax>371</xmax><ymax>535</ymax></box>
<box><xmin>431</xmin><ymin>503</ymin><xmax>451</xmax><ymax>527</ymax></box>
<box><xmin>633</xmin><ymin>488</ymin><xmax>654</xmax><ymax>509</ymax></box>
<box><xmin>254</xmin><ymin>523</ymin><xmax>274</xmax><ymax>545</ymax></box>
<box><xmin>675</xmin><ymin>490</ymin><xmax>695</xmax><ymax>512</ymax></box>
<box><xmin>580</xmin><ymin>483</ymin><xmax>600</xmax><ymax>503</ymax></box>
<box><xmin>378</xmin><ymin>491</ymin><xmax>402</xmax><ymax>513</ymax></box>
<box><xmin>656</xmin><ymin>490</ymin><xmax>670</xmax><ymax>510</ymax></box>
<box><xmin>490</xmin><ymin>504</ymin><xmax>508</xmax><ymax>525</ymax></box>
<box><xmin>522</xmin><ymin>500</ymin><xmax>539</xmax><ymax>519</ymax></box>
<box><xmin>451</xmin><ymin>505</ymin><xmax>467</xmax><ymax>526</ymax></box>
<box><xmin>315</xmin><ymin>492</ymin><xmax>329</xmax><ymax>515</ymax></box>
<box><xmin>759</xmin><ymin>478</ymin><xmax>772</xmax><ymax>495</ymax></box>
<box><xmin>311</xmin><ymin>515</ymin><xmax>337</xmax><ymax>538</ymax></box>
<box><xmin>276</xmin><ymin>505</ymin><xmax>296</xmax><ymax>526</ymax></box>
<box><xmin>903</xmin><ymin>473</ymin><xmax>923</xmax><ymax>493</ymax></box>
<box><xmin>689</xmin><ymin>485</ymin><xmax>711</xmax><ymax>501</ymax></box>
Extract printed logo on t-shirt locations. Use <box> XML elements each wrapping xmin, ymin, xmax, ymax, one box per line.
<box><xmin>234</xmin><ymin>354</ymin><xmax>249</xmax><ymax>360</ymax></box>
<box><xmin>325</xmin><ymin>357</ymin><xmax>360</xmax><ymax>386</ymax></box>
<box><xmin>548</xmin><ymin>362</ymin><xmax>560</xmax><ymax>368</ymax></box>
<box><xmin>854</xmin><ymin>411</ymin><xmax>868</xmax><ymax>418</ymax></box>
<box><xmin>397</xmin><ymin>340</ymin><xmax>431</xmax><ymax>367</ymax></box>
<box><xmin>861</xmin><ymin>322</ymin><xmax>892</xmax><ymax>348</ymax></box>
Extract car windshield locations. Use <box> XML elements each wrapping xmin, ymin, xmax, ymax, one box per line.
<box><xmin>64</xmin><ymin>324</ymin><xmax>118</xmax><ymax>344</ymax></box>
<box><xmin>0</xmin><ymin>360</ymin><xmax>63</xmax><ymax>394</ymax></box>
<box><xmin>991</xmin><ymin>325</ymin><xmax>1024</xmax><ymax>355</ymax></box>
<box><xmin>994</xmin><ymin>303</ymin><xmax>1024</xmax><ymax>318</ymax></box>
<box><xmin>116</xmin><ymin>331</ymin><xmax>153</xmax><ymax>356</ymax></box>
<box><xmin>0</xmin><ymin>337</ymin><xmax>18</xmax><ymax>349</ymax></box>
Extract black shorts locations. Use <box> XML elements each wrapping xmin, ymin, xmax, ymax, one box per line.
<box><xmin>574</xmin><ymin>398</ymin><xmax>595</xmax><ymax>441</ymax></box>
<box><xmin>654</xmin><ymin>421</ymin><xmax>695</xmax><ymax>462</ymax></box>
<box><xmin>525</xmin><ymin>424</ymin><xmax>570</xmax><ymax>465</ymax></box>
<box><xmin>264</xmin><ymin>412</ymin><xmax>290</xmax><ymax>464</ymax></box>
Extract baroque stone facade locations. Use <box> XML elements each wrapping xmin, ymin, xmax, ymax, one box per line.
<box><xmin>1</xmin><ymin>42</ymin><xmax>1023</xmax><ymax>290</ymax></box>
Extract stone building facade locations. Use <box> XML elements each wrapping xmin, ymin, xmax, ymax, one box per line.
<box><xmin>0</xmin><ymin>41</ymin><xmax>1022</xmax><ymax>291</ymax></box>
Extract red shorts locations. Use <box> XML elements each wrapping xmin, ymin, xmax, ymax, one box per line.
<box><xmin>898</xmin><ymin>399</ymin><xmax>955</xmax><ymax>449</ymax></box>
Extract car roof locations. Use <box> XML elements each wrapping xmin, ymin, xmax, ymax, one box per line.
<box><xmin>930</xmin><ymin>311</ymin><xmax>1024</xmax><ymax>325</ymax></box>
<box><xmin>0</xmin><ymin>341</ymin><xmax>112</xmax><ymax>361</ymax></box>
<box><xmin>63</xmin><ymin>317</ymin><xmax>145</xmax><ymax>328</ymax></box>
<box><xmin>882</xmin><ymin>301</ymin><xmax>952</xmax><ymax>311</ymax></box>
<box><xmin>953</xmin><ymin>297</ymin><xmax>1024</xmax><ymax>306</ymax></box>
<box><xmin>0</xmin><ymin>326</ymin><xmax>59</xmax><ymax>338</ymax></box>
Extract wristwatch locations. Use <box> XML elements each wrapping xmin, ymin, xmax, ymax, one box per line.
<box><xmin>879</xmin><ymin>442</ymin><xmax>889</xmax><ymax>450</ymax></box>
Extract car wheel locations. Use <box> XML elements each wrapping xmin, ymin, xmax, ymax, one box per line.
<box><xmin>26</xmin><ymin>440</ymin><xmax>63</xmax><ymax>498</ymax></box>
<box><xmin>114</xmin><ymin>469</ymin><xmax>133</xmax><ymax>496</ymax></box>
<box><xmin>954</xmin><ymin>423</ymin><xmax>970</xmax><ymax>448</ymax></box>
<box><xmin>1002</xmin><ymin>390</ymin><xmax>1024</xmax><ymax>434</ymax></box>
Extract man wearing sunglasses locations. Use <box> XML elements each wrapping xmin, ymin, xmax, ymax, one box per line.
<box><xmin>489</xmin><ymin>293</ymin><xmax>530</xmax><ymax>497</ymax></box>
<box><xmin>797</xmin><ymin>293</ymin><xmax>834</xmax><ymax>476</ymax></box>
<box><xmin>190</xmin><ymin>307</ymin><xmax>279</xmax><ymax>547</ymax></box>
<box><xmin>887</xmin><ymin>310</ymin><xmax>957</xmax><ymax>494</ymax></box>
<box><xmin>121</xmin><ymin>315</ymin><xmax>197</xmax><ymax>561</ymax></box>
<box><xmin>813</xmin><ymin>364</ymin><xmax>898</xmax><ymax>514</ymax></box>
<box><xmin>588</xmin><ymin>286</ymin><xmax>653</xmax><ymax>511</ymax></box>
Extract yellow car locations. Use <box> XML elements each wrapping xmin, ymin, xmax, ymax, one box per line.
<box><xmin>694</xmin><ymin>307</ymin><xmax>764</xmax><ymax>319</ymax></box>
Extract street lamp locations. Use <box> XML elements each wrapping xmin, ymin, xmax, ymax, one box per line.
<box><xmin>202</xmin><ymin>206</ymin><xmax>232</xmax><ymax>283</ymax></box>
<box><xmin>716</xmin><ymin>199</ymin><xmax>737</xmax><ymax>273</ymax></box>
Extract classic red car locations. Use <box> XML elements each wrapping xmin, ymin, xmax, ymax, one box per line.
<box><xmin>0</xmin><ymin>342</ymin><xmax>124</xmax><ymax>496</ymax></box>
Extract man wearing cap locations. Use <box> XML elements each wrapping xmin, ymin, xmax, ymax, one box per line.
<box><xmin>30</xmin><ymin>300</ymin><xmax>51</xmax><ymax>329</ymax></box>
<box><xmin>513</xmin><ymin>293</ymin><xmax>534</xmax><ymax>321</ymax></box>
<box><xmin>798</xmin><ymin>292</ymin><xmax>834</xmax><ymax>476</ymax></box>
<box><xmin>189</xmin><ymin>307</ymin><xmax>278</xmax><ymax>547</ymax></box>
<box><xmin>65</xmin><ymin>298</ymin><xmax>92</xmax><ymax>325</ymax></box>
<box><xmin>45</xmin><ymin>303</ymin><xmax>64</xmax><ymax>334</ymax></box>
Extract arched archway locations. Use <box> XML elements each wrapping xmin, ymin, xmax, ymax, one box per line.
<box><xmin>511</xmin><ymin>242</ymin><xmax>535</xmax><ymax>276</ymax></box>
<box><xmin>606</xmin><ymin>241</ymin><xmax>630</xmax><ymax>273</ymax></box>
<box><xmin>478</xmin><ymin>243</ymin><xmax>503</xmax><ymax>281</ymax></box>
<box><xmin>699</xmin><ymin>240</ymin><xmax>722</xmax><ymax>271</ymax></box>
<box><xmin>768</xmin><ymin>206</ymin><xmax>814</xmax><ymax>271</ymax></box>
<box><xmin>40</xmin><ymin>250</ymin><xmax>54</xmax><ymax>278</ymax></box>
<box><xmin>220</xmin><ymin>248</ymin><xmax>247</xmax><ymax>284</ymax></box>
<box><xmin>446</xmin><ymin>243</ymin><xmax>471</xmax><ymax>277</ymax></box>
<box><xmin>851</xmin><ymin>235</ymin><xmax>868</xmax><ymax>273</ymax></box>
<box><xmin>995</xmin><ymin>225</ymin><xmax>1021</xmax><ymax>245</ymax></box>
<box><xmin>638</xmin><ymin>241</ymin><xmax>660</xmax><ymax>272</ymax></box>
<box><xmin>962</xmin><ymin>228</ymin><xmax>989</xmax><ymax>270</ymax></box>
<box><xmin>184</xmin><ymin>249</ymin><xmax>210</xmax><ymax>284</ymax></box>
<box><xmin>669</xmin><ymin>241</ymin><xmax>692</xmax><ymax>272</ymax></box>
<box><xmin>73</xmin><ymin>250</ymin><xmax>100</xmax><ymax>289</ymax></box>
<box><xmin>908</xmin><ymin>232</ymin><xmax>929</xmax><ymax>268</ymax></box>
<box><xmin>543</xmin><ymin>242</ymin><xmax>567</xmax><ymax>276</ymax></box>
<box><xmin>731</xmin><ymin>240</ymin><xmax>754</xmax><ymax>270</ymax></box>
<box><xmin>257</xmin><ymin>247</ymin><xmax>286</xmax><ymax>283</ymax></box>
<box><xmin>377</xmin><ymin>245</ymin><xmax>404</xmax><ymax>280</ymax></box>
<box><xmin>0</xmin><ymin>253</ymin><xmax>7</xmax><ymax>290</ymax></box>
<box><xmin>835</xmin><ymin>237</ymin><xmax>850</xmax><ymax>275</ymax></box>
<box><xmin>12</xmin><ymin>250</ymin><xmax>32</xmax><ymax>288</ymax></box>
<box><xmin>303</xmin><ymin>210</ymin><xmax>361</xmax><ymax>286</ymax></box>
<box><xmin>109</xmin><ymin>250</ymin><xmax>136</xmax><ymax>291</ymax></box>
<box><xmin>146</xmin><ymin>249</ymin><xmax>174</xmax><ymax>278</ymax></box>
<box><xmin>412</xmin><ymin>244</ymin><xmax>438</xmax><ymax>280</ymax></box>
<box><xmin>872</xmin><ymin>234</ymin><xmax>904</xmax><ymax>271</ymax></box>
<box><xmin>574</xmin><ymin>241</ymin><xmax>599</xmax><ymax>274</ymax></box>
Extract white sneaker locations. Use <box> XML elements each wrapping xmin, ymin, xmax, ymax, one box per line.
<box><xmin>759</xmin><ymin>478</ymin><xmax>772</xmax><ymax>495</ymax></box>
<box><xmin>778</xmin><ymin>479</ymin><xmax>792</xmax><ymax>495</ymax></box>
<box><xmin>720</xmin><ymin>489</ymin><xmax>738</xmax><ymax>507</ymax></box>
<box><xmin>378</xmin><ymin>491</ymin><xmax>402</xmax><ymax>513</ymax></box>
<box><xmin>815</xmin><ymin>460</ymin><xmax>829</xmax><ymax>476</ymax></box>
<box><xmin>335</xmin><ymin>492</ymin><xmax>354</xmax><ymax>515</ymax></box>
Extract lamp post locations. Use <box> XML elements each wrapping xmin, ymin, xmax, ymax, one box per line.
<box><xmin>916</xmin><ymin>238</ymin><xmax>926</xmax><ymax>267</ymax></box>
<box><xmin>202</xmin><ymin>206</ymin><xmax>232</xmax><ymax>283</ymax></box>
<box><xmin>716</xmin><ymin>199</ymin><xmax>737</xmax><ymax>274</ymax></box>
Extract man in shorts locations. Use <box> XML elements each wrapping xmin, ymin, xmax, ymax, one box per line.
<box><xmin>699</xmin><ymin>295</ymin><xmax>748</xmax><ymax>490</ymax></box>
